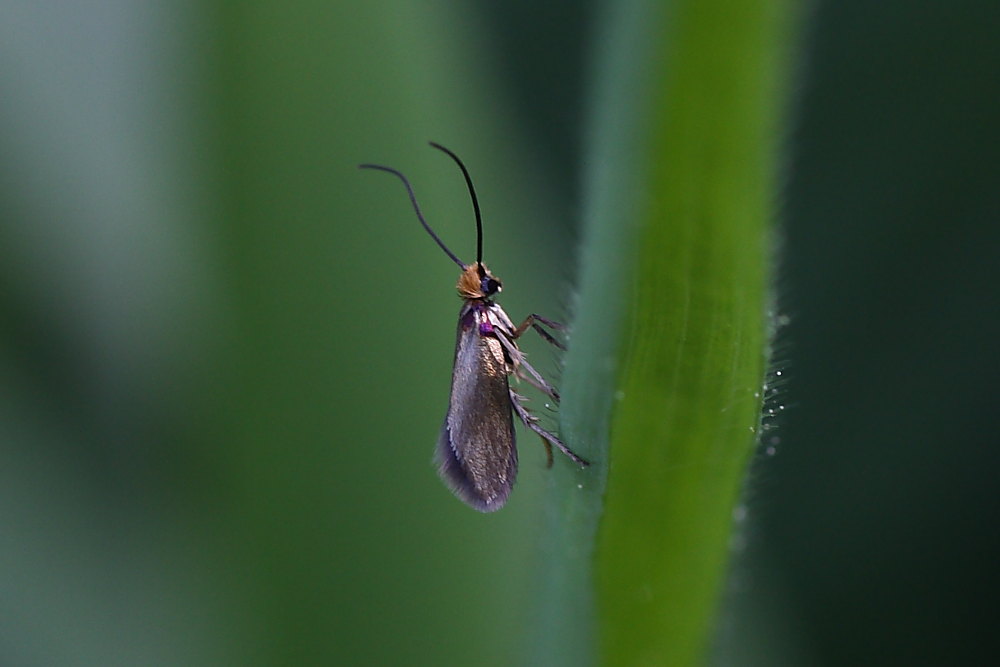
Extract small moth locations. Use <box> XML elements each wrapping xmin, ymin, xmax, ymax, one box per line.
<box><xmin>359</xmin><ymin>142</ymin><xmax>589</xmax><ymax>512</ymax></box>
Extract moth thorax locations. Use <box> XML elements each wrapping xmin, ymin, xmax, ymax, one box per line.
<box><xmin>457</xmin><ymin>263</ymin><xmax>502</xmax><ymax>300</ymax></box>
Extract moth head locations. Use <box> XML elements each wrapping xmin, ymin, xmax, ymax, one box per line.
<box><xmin>457</xmin><ymin>262</ymin><xmax>502</xmax><ymax>300</ymax></box>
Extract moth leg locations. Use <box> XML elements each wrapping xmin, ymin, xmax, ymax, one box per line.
<box><xmin>510</xmin><ymin>390</ymin><xmax>557</xmax><ymax>468</ymax></box>
<box><xmin>509</xmin><ymin>389</ymin><xmax>590</xmax><ymax>467</ymax></box>
<box><xmin>496</xmin><ymin>332</ymin><xmax>561</xmax><ymax>403</ymax></box>
<box><xmin>512</xmin><ymin>362</ymin><xmax>561</xmax><ymax>404</ymax></box>
<box><xmin>539</xmin><ymin>435</ymin><xmax>554</xmax><ymax>468</ymax></box>
<box><xmin>512</xmin><ymin>314</ymin><xmax>566</xmax><ymax>350</ymax></box>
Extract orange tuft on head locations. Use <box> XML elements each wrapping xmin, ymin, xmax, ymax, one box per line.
<box><xmin>456</xmin><ymin>263</ymin><xmax>502</xmax><ymax>300</ymax></box>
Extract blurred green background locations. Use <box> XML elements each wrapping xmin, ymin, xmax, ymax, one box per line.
<box><xmin>1</xmin><ymin>1</ymin><xmax>997</xmax><ymax>665</ymax></box>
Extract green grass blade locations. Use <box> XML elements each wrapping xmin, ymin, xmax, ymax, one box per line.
<box><xmin>537</xmin><ymin>0</ymin><xmax>799</xmax><ymax>664</ymax></box>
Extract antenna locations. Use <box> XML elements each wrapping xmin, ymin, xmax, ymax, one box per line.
<box><xmin>428</xmin><ymin>142</ymin><xmax>484</xmax><ymax>270</ymax></box>
<box><xmin>358</xmin><ymin>162</ymin><xmax>466</xmax><ymax>269</ymax></box>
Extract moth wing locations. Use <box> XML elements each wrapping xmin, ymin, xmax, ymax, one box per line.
<box><xmin>436</xmin><ymin>313</ymin><xmax>517</xmax><ymax>512</ymax></box>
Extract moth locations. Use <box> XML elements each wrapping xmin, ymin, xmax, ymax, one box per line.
<box><xmin>360</xmin><ymin>142</ymin><xmax>589</xmax><ymax>512</ymax></box>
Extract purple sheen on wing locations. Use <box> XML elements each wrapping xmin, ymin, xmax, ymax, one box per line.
<box><xmin>435</xmin><ymin>424</ymin><xmax>509</xmax><ymax>513</ymax></box>
<box><xmin>479</xmin><ymin>319</ymin><xmax>494</xmax><ymax>335</ymax></box>
<box><xmin>459</xmin><ymin>306</ymin><xmax>478</xmax><ymax>330</ymax></box>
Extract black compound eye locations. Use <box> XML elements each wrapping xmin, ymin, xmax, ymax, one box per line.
<box><xmin>481</xmin><ymin>277</ymin><xmax>501</xmax><ymax>295</ymax></box>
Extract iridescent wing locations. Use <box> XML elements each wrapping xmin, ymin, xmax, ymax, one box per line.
<box><xmin>436</xmin><ymin>305</ymin><xmax>517</xmax><ymax>512</ymax></box>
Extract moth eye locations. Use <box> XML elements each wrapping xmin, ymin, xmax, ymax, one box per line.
<box><xmin>482</xmin><ymin>277</ymin><xmax>501</xmax><ymax>295</ymax></box>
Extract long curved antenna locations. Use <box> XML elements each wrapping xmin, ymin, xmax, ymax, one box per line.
<box><xmin>428</xmin><ymin>142</ymin><xmax>484</xmax><ymax>269</ymax></box>
<box><xmin>358</xmin><ymin>163</ymin><xmax>466</xmax><ymax>269</ymax></box>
